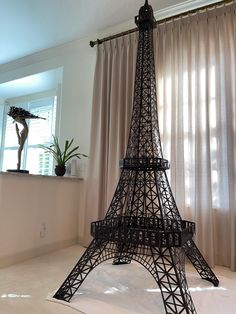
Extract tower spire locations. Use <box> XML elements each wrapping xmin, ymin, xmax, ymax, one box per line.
<box><xmin>135</xmin><ymin>0</ymin><xmax>155</xmax><ymax>29</ymax></box>
<box><xmin>53</xmin><ymin>2</ymin><xmax>219</xmax><ymax>313</ymax></box>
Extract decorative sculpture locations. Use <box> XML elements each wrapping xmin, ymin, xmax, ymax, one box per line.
<box><xmin>7</xmin><ymin>106</ymin><xmax>45</xmax><ymax>173</ymax></box>
<box><xmin>53</xmin><ymin>1</ymin><xmax>219</xmax><ymax>313</ymax></box>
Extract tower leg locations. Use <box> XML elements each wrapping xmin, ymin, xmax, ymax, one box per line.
<box><xmin>183</xmin><ymin>239</ymin><xmax>219</xmax><ymax>286</ymax></box>
<box><xmin>54</xmin><ymin>239</ymin><xmax>115</xmax><ymax>302</ymax></box>
<box><xmin>54</xmin><ymin>240</ymin><xmax>197</xmax><ymax>313</ymax></box>
<box><xmin>145</xmin><ymin>246</ymin><xmax>197</xmax><ymax>314</ymax></box>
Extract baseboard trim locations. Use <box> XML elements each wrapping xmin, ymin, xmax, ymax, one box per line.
<box><xmin>0</xmin><ymin>238</ymin><xmax>78</xmax><ymax>268</ymax></box>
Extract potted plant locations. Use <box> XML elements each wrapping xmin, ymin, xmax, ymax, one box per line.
<box><xmin>39</xmin><ymin>135</ymin><xmax>87</xmax><ymax>176</ymax></box>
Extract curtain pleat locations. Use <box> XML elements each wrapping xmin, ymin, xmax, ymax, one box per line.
<box><xmin>84</xmin><ymin>33</ymin><xmax>138</xmax><ymax>244</ymax></box>
<box><xmin>84</xmin><ymin>3</ymin><xmax>236</xmax><ymax>270</ymax></box>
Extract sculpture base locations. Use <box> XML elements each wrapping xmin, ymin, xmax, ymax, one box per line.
<box><xmin>7</xmin><ymin>169</ymin><xmax>29</xmax><ymax>174</ymax></box>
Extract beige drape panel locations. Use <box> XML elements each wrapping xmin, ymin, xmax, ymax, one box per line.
<box><xmin>85</xmin><ymin>3</ymin><xmax>236</xmax><ymax>270</ymax></box>
<box><xmin>84</xmin><ymin>33</ymin><xmax>138</xmax><ymax>244</ymax></box>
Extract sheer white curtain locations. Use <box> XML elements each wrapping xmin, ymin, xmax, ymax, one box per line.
<box><xmin>156</xmin><ymin>3</ymin><xmax>236</xmax><ymax>270</ymax></box>
<box><xmin>85</xmin><ymin>2</ymin><xmax>236</xmax><ymax>270</ymax></box>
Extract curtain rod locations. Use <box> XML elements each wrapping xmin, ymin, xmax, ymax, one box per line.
<box><xmin>89</xmin><ymin>0</ymin><xmax>233</xmax><ymax>47</ymax></box>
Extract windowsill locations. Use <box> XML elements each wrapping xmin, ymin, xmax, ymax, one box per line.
<box><xmin>0</xmin><ymin>171</ymin><xmax>83</xmax><ymax>181</ymax></box>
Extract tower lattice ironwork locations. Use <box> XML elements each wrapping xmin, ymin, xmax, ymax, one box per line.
<box><xmin>54</xmin><ymin>1</ymin><xmax>219</xmax><ymax>313</ymax></box>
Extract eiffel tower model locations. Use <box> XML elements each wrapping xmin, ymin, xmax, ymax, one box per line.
<box><xmin>54</xmin><ymin>1</ymin><xmax>219</xmax><ymax>313</ymax></box>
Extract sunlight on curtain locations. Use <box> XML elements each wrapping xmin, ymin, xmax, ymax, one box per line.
<box><xmin>156</xmin><ymin>3</ymin><xmax>236</xmax><ymax>269</ymax></box>
<box><xmin>85</xmin><ymin>2</ymin><xmax>236</xmax><ymax>270</ymax></box>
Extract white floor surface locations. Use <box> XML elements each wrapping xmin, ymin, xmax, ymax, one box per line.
<box><xmin>0</xmin><ymin>245</ymin><xmax>236</xmax><ymax>314</ymax></box>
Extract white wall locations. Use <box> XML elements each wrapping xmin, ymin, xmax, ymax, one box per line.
<box><xmin>0</xmin><ymin>11</ymin><xmax>164</xmax><ymax>256</ymax></box>
<box><xmin>0</xmin><ymin>37</ymin><xmax>96</xmax><ymax>160</ymax></box>
<box><xmin>0</xmin><ymin>172</ymin><xmax>82</xmax><ymax>267</ymax></box>
<box><xmin>0</xmin><ymin>21</ymin><xmax>137</xmax><ymax>256</ymax></box>
<box><xmin>0</xmin><ymin>37</ymin><xmax>97</xmax><ymax>250</ymax></box>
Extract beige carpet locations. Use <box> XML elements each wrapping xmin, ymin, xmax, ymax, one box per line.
<box><xmin>48</xmin><ymin>261</ymin><xmax>236</xmax><ymax>314</ymax></box>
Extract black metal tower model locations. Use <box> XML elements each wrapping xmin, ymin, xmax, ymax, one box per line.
<box><xmin>54</xmin><ymin>1</ymin><xmax>219</xmax><ymax>313</ymax></box>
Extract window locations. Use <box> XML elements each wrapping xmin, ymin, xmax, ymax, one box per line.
<box><xmin>1</xmin><ymin>95</ymin><xmax>57</xmax><ymax>175</ymax></box>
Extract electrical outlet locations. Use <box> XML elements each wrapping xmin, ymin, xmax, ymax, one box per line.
<box><xmin>40</xmin><ymin>222</ymin><xmax>47</xmax><ymax>238</ymax></box>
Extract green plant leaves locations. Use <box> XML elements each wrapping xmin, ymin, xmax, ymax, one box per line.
<box><xmin>39</xmin><ymin>135</ymin><xmax>87</xmax><ymax>166</ymax></box>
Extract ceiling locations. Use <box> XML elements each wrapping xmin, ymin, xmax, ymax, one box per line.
<box><xmin>0</xmin><ymin>68</ymin><xmax>62</xmax><ymax>100</ymax></box>
<box><xmin>0</xmin><ymin>0</ymin><xmax>220</xmax><ymax>101</ymax></box>
<box><xmin>0</xmin><ymin>0</ymin><xmax>220</xmax><ymax>65</ymax></box>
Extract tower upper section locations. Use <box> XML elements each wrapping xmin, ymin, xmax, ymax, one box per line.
<box><xmin>124</xmin><ymin>0</ymin><xmax>164</xmax><ymax>161</ymax></box>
